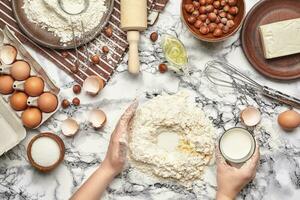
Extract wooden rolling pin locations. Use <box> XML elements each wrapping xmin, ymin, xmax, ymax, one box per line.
<box><xmin>121</xmin><ymin>0</ymin><xmax>147</xmax><ymax>74</ymax></box>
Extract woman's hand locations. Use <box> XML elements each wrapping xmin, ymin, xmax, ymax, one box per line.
<box><xmin>101</xmin><ymin>101</ymin><xmax>138</xmax><ymax>176</ymax></box>
<box><xmin>216</xmin><ymin>145</ymin><xmax>260</xmax><ymax>200</ymax></box>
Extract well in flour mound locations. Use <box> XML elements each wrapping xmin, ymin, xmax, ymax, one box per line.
<box><xmin>129</xmin><ymin>92</ymin><xmax>215</xmax><ymax>185</ymax></box>
<box><xmin>23</xmin><ymin>0</ymin><xmax>107</xmax><ymax>43</ymax></box>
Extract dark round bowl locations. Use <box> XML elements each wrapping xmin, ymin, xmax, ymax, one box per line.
<box><xmin>181</xmin><ymin>0</ymin><xmax>245</xmax><ymax>42</ymax></box>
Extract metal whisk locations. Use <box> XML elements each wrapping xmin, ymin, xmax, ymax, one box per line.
<box><xmin>204</xmin><ymin>60</ymin><xmax>300</xmax><ymax>109</ymax></box>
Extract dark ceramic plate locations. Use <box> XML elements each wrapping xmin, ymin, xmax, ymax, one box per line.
<box><xmin>241</xmin><ymin>0</ymin><xmax>300</xmax><ymax>80</ymax></box>
<box><xmin>12</xmin><ymin>0</ymin><xmax>114</xmax><ymax>49</ymax></box>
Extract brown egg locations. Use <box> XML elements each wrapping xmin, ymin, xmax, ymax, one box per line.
<box><xmin>21</xmin><ymin>107</ymin><xmax>42</xmax><ymax>128</ymax></box>
<box><xmin>278</xmin><ymin>110</ymin><xmax>300</xmax><ymax>131</ymax></box>
<box><xmin>37</xmin><ymin>92</ymin><xmax>58</xmax><ymax>113</ymax></box>
<box><xmin>24</xmin><ymin>77</ymin><xmax>44</xmax><ymax>97</ymax></box>
<box><xmin>10</xmin><ymin>61</ymin><xmax>31</xmax><ymax>81</ymax></box>
<box><xmin>10</xmin><ymin>92</ymin><xmax>28</xmax><ymax>111</ymax></box>
<box><xmin>0</xmin><ymin>75</ymin><xmax>14</xmax><ymax>95</ymax></box>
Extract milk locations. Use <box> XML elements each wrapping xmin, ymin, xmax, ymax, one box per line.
<box><xmin>31</xmin><ymin>137</ymin><xmax>61</xmax><ymax>167</ymax></box>
<box><xmin>219</xmin><ymin>128</ymin><xmax>255</xmax><ymax>163</ymax></box>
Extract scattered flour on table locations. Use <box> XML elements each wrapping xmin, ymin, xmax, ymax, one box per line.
<box><xmin>23</xmin><ymin>0</ymin><xmax>107</xmax><ymax>43</ymax></box>
<box><xmin>129</xmin><ymin>92</ymin><xmax>216</xmax><ymax>185</ymax></box>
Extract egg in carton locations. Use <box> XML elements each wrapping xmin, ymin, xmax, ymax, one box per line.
<box><xmin>0</xmin><ymin>26</ymin><xmax>60</xmax><ymax>155</ymax></box>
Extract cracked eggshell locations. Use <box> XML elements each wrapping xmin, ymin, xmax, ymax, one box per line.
<box><xmin>240</xmin><ymin>106</ymin><xmax>261</xmax><ymax>127</ymax></box>
<box><xmin>61</xmin><ymin>118</ymin><xmax>79</xmax><ymax>137</ymax></box>
<box><xmin>0</xmin><ymin>45</ymin><xmax>17</xmax><ymax>64</ymax></box>
<box><xmin>88</xmin><ymin>109</ymin><xmax>106</xmax><ymax>129</ymax></box>
<box><xmin>82</xmin><ymin>76</ymin><xmax>104</xmax><ymax>96</ymax></box>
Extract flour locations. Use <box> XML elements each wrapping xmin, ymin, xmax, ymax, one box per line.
<box><xmin>129</xmin><ymin>92</ymin><xmax>216</xmax><ymax>185</ymax></box>
<box><xmin>23</xmin><ymin>0</ymin><xmax>107</xmax><ymax>43</ymax></box>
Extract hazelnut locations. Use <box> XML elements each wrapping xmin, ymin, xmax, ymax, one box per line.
<box><xmin>91</xmin><ymin>55</ymin><xmax>100</xmax><ymax>64</ymax></box>
<box><xmin>194</xmin><ymin>20</ymin><xmax>203</xmax><ymax>29</ymax></box>
<box><xmin>184</xmin><ymin>4</ymin><xmax>195</xmax><ymax>13</ymax></box>
<box><xmin>223</xmin><ymin>5</ymin><xmax>230</xmax><ymax>12</ymax></box>
<box><xmin>221</xmin><ymin>17</ymin><xmax>228</xmax><ymax>25</ymax></box>
<box><xmin>213</xmin><ymin>28</ymin><xmax>223</xmax><ymax>37</ymax></box>
<box><xmin>70</xmin><ymin>65</ymin><xmax>79</xmax><ymax>73</ymax></box>
<box><xmin>150</xmin><ymin>32</ymin><xmax>158</xmax><ymax>42</ymax></box>
<box><xmin>213</xmin><ymin>1</ymin><xmax>221</xmax><ymax>9</ymax></box>
<box><xmin>213</xmin><ymin>9</ymin><xmax>218</xmax><ymax>14</ymax></box>
<box><xmin>199</xmin><ymin>6</ymin><xmax>207</xmax><ymax>14</ymax></box>
<box><xmin>192</xmin><ymin>1</ymin><xmax>200</xmax><ymax>9</ymax></box>
<box><xmin>217</xmin><ymin>23</ymin><xmax>224</xmax><ymax>29</ymax></box>
<box><xmin>228</xmin><ymin>0</ymin><xmax>237</xmax><ymax>6</ymax></box>
<box><xmin>198</xmin><ymin>14</ymin><xmax>207</xmax><ymax>22</ymax></box>
<box><xmin>227</xmin><ymin>13</ymin><xmax>234</xmax><ymax>20</ymax></box>
<box><xmin>158</xmin><ymin>63</ymin><xmax>168</xmax><ymax>73</ymax></box>
<box><xmin>72</xmin><ymin>97</ymin><xmax>80</xmax><ymax>106</ymax></box>
<box><xmin>187</xmin><ymin>16</ymin><xmax>197</xmax><ymax>24</ymax></box>
<box><xmin>61</xmin><ymin>99</ymin><xmax>70</xmax><ymax>109</ymax></box>
<box><xmin>192</xmin><ymin>10</ymin><xmax>200</xmax><ymax>17</ymax></box>
<box><xmin>102</xmin><ymin>46</ymin><xmax>109</xmax><ymax>54</ymax></box>
<box><xmin>199</xmin><ymin>0</ymin><xmax>206</xmax><ymax>6</ymax></box>
<box><xmin>208</xmin><ymin>23</ymin><xmax>217</xmax><ymax>33</ymax></box>
<box><xmin>61</xmin><ymin>51</ymin><xmax>69</xmax><ymax>58</ymax></box>
<box><xmin>206</xmin><ymin>5</ymin><xmax>214</xmax><ymax>13</ymax></box>
<box><xmin>206</xmin><ymin>0</ymin><xmax>214</xmax><ymax>4</ymax></box>
<box><xmin>205</xmin><ymin>18</ymin><xmax>211</xmax><ymax>25</ymax></box>
<box><xmin>208</xmin><ymin>12</ymin><xmax>217</xmax><ymax>22</ymax></box>
<box><xmin>227</xmin><ymin>20</ymin><xmax>235</xmax><ymax>28</ymax></box>
<box><xmin>215</xmin><ymin>16</ymin><xmax>221</xmax><ymax>23</ymax></box>
<box><xmin>219</xmin><ymin>11</ymin><xmax>227</xmax><ymax>18</ymax></box>
<box><xmin>229</xmin><ymin>7</ymin><xmax>239</xmax><ymax>15</ymax></box>
<box><xmin>73</xmin><ymin>84</ymin><xmax>81</xmax><ymax>94</ymax></box>
<box><xmin>104</xmin><ymin>27</ymin><xmax>113</xmax><ymax>37</ymax></box>
<box><xmin>199</xmin><ymin>26</ymin><xmax>209</xmax><ymax>35</ymax></box>
<box><xmin>220</xmin><ymin>0</ymin><xmax>226</xmax><ymax>6</ymax></box>
<box><xmin>222</xmin><ymin>25</ymin><xmax>230</xmax><ymax>33</ymax></box>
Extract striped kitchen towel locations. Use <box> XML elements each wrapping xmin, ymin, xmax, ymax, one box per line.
<box><xmin>0</xmin><ymin>0</ymin><xmax>169</xmax><ymax>85</ymax></box>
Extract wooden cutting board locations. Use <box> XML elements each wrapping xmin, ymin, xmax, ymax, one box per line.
<box><xmin>241</xmin><ymin>0</ymin><xmax>300</xmax><ymax>80</ymax></box>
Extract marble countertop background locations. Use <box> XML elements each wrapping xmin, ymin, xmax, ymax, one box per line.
<box><xmin>1</xmin><ymin>0</ymin><xmax>300</xmax><ymax>199</ymax></box>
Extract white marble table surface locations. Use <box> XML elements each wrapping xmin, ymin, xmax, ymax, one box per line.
<box><xmin>1</xmin><ymin>0</ymin><xmax>300</xmax><ymax>199</ymax></box>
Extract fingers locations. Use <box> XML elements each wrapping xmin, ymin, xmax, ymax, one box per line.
<box><xmin>119</xmin><ymin>100</ymin><xmax>139</xmax><ymax>127</ymax></box>
<box><xmin>215</xmin><ymin>144</ymin><xmax>228</xmax><ymax>168</ymax></box>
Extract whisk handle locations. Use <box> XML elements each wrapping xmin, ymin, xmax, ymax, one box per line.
<box><xmin>262</xmin><ymin>86</ymin><xmax>300</xmax><ymax>109</ymax></box>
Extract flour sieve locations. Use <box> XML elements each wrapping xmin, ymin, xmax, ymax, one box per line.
<box><xmin>204</xmin><ymin>60</ymin><xmax>300</xmax><ymax>109</ymax></box>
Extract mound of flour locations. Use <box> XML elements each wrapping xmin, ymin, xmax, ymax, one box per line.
<box><xmin>129</xmin><ymin>92</ymin><xmax>216</xmax><ymax>185</ymax></box>
<box><xmin>23</xmin><ymin>0</ymin><xmax>107</xmax><ymax>43</ymax></box>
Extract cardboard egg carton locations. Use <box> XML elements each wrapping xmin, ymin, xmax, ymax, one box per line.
<box><xmin>0</xmin><ymin>26</ymin><xmax>60</xmax><ymax>156</ymax></box>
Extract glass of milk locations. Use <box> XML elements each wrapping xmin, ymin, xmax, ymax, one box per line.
<box><xmin>219</xmin><ymin>127</ymin><xmax>256</xmax><ymax>165</ymax></box>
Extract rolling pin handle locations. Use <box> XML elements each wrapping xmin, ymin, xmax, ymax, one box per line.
<box><xmin>127</xmin><ymin>31</ymin><xmax>140</xmax><ymax>75</ymax></box>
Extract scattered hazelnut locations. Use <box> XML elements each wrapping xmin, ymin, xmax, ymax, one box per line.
<box><xmin>187</xmin><ymin>16</ymin><xmax>197</xmax><ymax>24</ymax></box>
<box><xmin>208</xmin><ymin>12</ymin><xmax>217</xmax><ymax>22</ymax></box>
<box><xmin>206</xmin><ymin>5</ymin><xmax>214</xmax><ymax>13</ymax></box>
<box><xmin>213</xmin><ymin>1</ymin><xmax>221</xmax><ymax>9</ymax></box>
<box><xmin>222</xmin><ymin>25</ymin><xmax>230</xmax><ymax>33</ymax></box>
<box><xmin>104</xmin><ymin>27</ymin><xmax>113</xmax><ymax>37</ymax></box>
<box><xmin>61</xmin><ymin>51</ymin><xmax>69</xmax><ymax>58</ymax></box>
<box><xmin>72</xmin><ymin>97</ymin><xmax>80</xmax><ymax>106</ymax></box>
<box><xmin>229</xmin><ymin>7</ymin><xmax>239</xmax><ymax>15</ymax></box>
<box><xmin>199</xmin><ymin>0</ymin><xmax>206</xmax><ymax>6</ymax></box>
<box><xmin>194</xmin><ymin>20</ymin><xmax>203</xmax><ymax>29</ymax></box>
<box><xmin>198</xmin><ymin>14</ymin><xmax>207</xmax><ymax>22</ymax></box>
<box><xmin>184</xmin><ymin>4</ymin><xmax>195</xmax><ymax>13</ymax></box>
<box><xmin>150</xmin><ymin>32</ymin><xmax>158</xmax><ymax>42</ymax></box>
<box><xmin>192</xmin><ymin>1</ymin><xmax>200</xmax><ymax>9</ymax></box>
<box><xmin>199</xmin><ymin>6</ymin><xmax>207</xmax><ymax>14</ymax></box>
<box><xmin>61</xmin><ymin>99</ymin><xmax>70</xmax><ymax>109</ymax></box>
<box><xmin>213</xmin><ymin>28</ymin><xmax>223</xmax><ymax>37</ymax></box>
<box><xmin>228</xmin><ymin>0</ymin><xmax>237</xmax><ymax>6</ymax></box>
<box><xmin>73</xmin><ymin>84</ymin><xmax>81</xmax><ymax>94</ymax></box>
<box><xmin>91</xmin><ymin>55</ymin><xmax>100</xmax><ymax>64</ymax></box>
<box><xmin>158</xmin><ymin>63</ymin><xmax>168</xmax><ymax>73</ymax></box>
<box><xmin>102</xmin><ymin>46</ymin><xmax>109</xmax><ymax>54</ymax></box>
<box><xmin>200</xmin><ymin>26</ymin><xmax>209</xmax><ymax>35</ymax></box>
<box><xmin>70</xmin><ymin>65</ymin><xmax>79</xmax><ymax>73</ymax></box>
<box><xmin>208</xmin><ymin>23</ymin><xmax>218</xmax><ymax>33</ymax></box>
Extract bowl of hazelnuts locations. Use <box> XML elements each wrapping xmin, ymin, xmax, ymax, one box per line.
<box><xmin>182</xmin><ymin>0</ymin><xmax>245</xmax><ymax>42</ymax></box>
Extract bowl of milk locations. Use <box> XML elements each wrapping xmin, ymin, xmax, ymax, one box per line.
<box><xmin>219</xmin><ymin>127</ymin><xmax>256</xmax><ymax>164</ymax></box>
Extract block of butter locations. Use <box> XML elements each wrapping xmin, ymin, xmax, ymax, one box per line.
<box><xmin>259</xmin><ymin>18</ymin><xmax>300</xmax><ymax>59</ymax></box>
